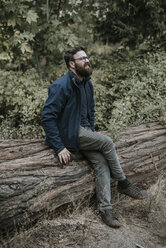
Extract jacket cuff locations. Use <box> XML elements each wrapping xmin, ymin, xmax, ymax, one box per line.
<box><xmin>55</xmin><ymin>146</ymin><xmax>65</xmax><ymax>154</ymax></box>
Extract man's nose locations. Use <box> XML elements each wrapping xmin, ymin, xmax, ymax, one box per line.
<box><xmin>84</xmin><ymin>57</ymin><xmax>89</xmax><ymax>62</ymax></box>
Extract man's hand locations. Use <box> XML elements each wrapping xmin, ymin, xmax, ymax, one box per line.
<box><xmin>58</xmin><ymin>148</ymin><xmax>71</xmax><ymax>164</ymax></box>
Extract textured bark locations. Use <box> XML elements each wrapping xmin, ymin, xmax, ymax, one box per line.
<box><xmin>116</xmin><ymin>122</ymin><xmax>166</xmax><ymax>184</ymax></box>
<box><xmin>0</xmin><ymin>122</ymin><xmax>166</xmax><ymax>231</ymax></box>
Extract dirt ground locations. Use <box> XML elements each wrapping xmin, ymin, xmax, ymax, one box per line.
<box><xmin>1</xmin><ymin>176</ymin><xmax>166</xmax><ymax>248</ymax></box>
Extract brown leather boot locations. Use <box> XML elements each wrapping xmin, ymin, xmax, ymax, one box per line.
<box><xmin>100</xmin><ymin>209</ymin><xmax>121</xmax><ymax>228</ymax></box>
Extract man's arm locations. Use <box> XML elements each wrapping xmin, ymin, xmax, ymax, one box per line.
<box><xmin>41</xmin><ymin>83</ymin><xmax>70</xmax><ymax>163</ymax></box>
<box><xmin>58</xmin><ymin>148</ymin><xmax>71</xmax><ymax>164</ymax></box>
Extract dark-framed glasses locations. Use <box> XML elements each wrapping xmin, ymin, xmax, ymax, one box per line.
<box><xmin>73</xmin><ymin>56</ymin><xmax>89</xmax><ymax>62</ymax></box>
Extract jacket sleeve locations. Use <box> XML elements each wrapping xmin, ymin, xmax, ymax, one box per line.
<box><xmin>41</xmin><ymin>83</ymin><xmax>67</xmax><ymax>153</ymax></box>
<box><xmin>89</xmin><ymin>81</ymin><xmax>95</xmax><ymax>131</ymax></box>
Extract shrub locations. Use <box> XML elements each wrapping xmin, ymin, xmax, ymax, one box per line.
<box><xmin>0</xmin><ymin>68</ymin><xmax>49</xmax><ymax>138</ymax></box>
<box><xmin>93</xmin><ymin>0</ymin><xmax>166</xmax><ymax>46</ymax></box>
<box><xmin>0</xmin><ymin>44</ymin><xmax>166</xmax><ymax>139</ymax></box>
<box><xmin>91</xmin><ymin>44</ymin><xmax>166</xmax><ymax>140</ymax></box>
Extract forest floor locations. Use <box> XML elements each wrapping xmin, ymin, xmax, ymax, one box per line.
<box><xmin>1</xmin><ymin>176</ymin><xmax>166</xmax><ymax>248</ymax></box>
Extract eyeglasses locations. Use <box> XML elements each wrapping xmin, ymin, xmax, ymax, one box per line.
<box><xmin>73</xmin><ymin>56</ymin><xmax>89</xmax><ymax>62</ymax></box>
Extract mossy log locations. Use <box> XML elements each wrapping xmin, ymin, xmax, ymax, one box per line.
<box><xmin>0</xmin><ymin>122</ymin><xmax>166</xmax><ymax>231</ymax></box>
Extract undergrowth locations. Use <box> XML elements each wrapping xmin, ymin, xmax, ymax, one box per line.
<box><xmin>0</xmin><ymin>44</ymin><xmax>166</xmax><ymax>140</ymax></box>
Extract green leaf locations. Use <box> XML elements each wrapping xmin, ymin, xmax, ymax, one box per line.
<box><xmin>20</xmin><ymin>42</ymin><xmax>32</xmax><ymax>54</ymax></box>
<box><xmin>0</xmin><ymin>52</ymin><xmax>10</xmax><ymax>60</ymax></box>
<box><xmin>7</xmin><ymin>17</ymin><xmax>16</xmax><ymax>27</ymax></box>
<box><xmin>26</xmin><ymin>10</ymin><xmax>38</xmax><ymax>24</ymax></box>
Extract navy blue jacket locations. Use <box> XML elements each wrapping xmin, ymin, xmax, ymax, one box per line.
<box><xmin>41</xmin><ymin>70</ymin><xmax>95</xmax><ymax>153</ymax></box>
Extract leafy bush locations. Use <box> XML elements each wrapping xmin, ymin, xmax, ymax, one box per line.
<box><xmin>0</xmin><ymin>0</ymin><xmax>94</xmax><ymax>78</ymax></box>
<box><xmin>0</xmin><ymin>69</ymin><xmax>49</xmax><ymax>138</ymax></box>
<box><xmin>91</xmin><ymin>44</ymin><xmax>166</xmax><ymax>139</ymax></box>
<box><xmin>93</xmin><ymin>0</ymin><xmax>166</xmax><ymax>46</ymax></box>
<box><xmin>0</xmin><ymin>44</ymin><xmax>166</xmax><ymax>139</ymax></box>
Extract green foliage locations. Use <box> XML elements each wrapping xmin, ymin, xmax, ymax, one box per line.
<box><xmin>91</xmin><ymin>44</ymin><xmax>166</xmax><ymax>140</ymax></box>
<box><xmin>0</xmin><ymin>0</ymin><xmax>94</xmax><ymax>78</ymax></box>
<box><xmin>0</xmin><ymin>41</ymin><xmax>166</xmax><ymax>139</ymax></box>
<box><xmin>92</xmin><ymin>0</ymin><xmax>166</xmax><ymax>46</ymax></box>
<box><xmin>0</xmin><ymin>45</ymin><xmax>166</xmax><ymax>139</ymax></box>
<box><xmin>1</xmin><ymin>0</ymin><xmax>165</xmax><ymax>79</ymax></box>
<box><xmin>0</xmin><ymin>0</ymin><xmax>166</xmax><ymax>139</ymax></box>
<box><xmin>0</xmin><ymin>69</ymin><xmax>49</xmax><ymax>138</ymax></box>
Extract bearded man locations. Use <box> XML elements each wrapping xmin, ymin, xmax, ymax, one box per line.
<box><xmin>41</xmin><ymin>46</ymin><xmax>147</xmax><ymax>228</ymax></box>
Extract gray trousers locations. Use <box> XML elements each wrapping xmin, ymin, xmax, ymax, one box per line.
<box><xmin>79</xmin><ymin>126</ymin><xmax>126</xmax><ymax>211</ymax></box>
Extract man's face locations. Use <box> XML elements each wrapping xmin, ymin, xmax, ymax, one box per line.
<box><xmin>72</xmin><ymin>50</ymin><xmax>92</xmax><ymax>78</ymax></box>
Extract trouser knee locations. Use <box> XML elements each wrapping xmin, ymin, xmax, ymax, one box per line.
<box><xmin>102</xmin><ymin>135</ymin><xmax>115</xmax><ymax>150</ymax></box>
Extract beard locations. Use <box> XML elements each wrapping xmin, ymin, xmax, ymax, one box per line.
<box><xmin>75</xmin><ymin>61</ymin><xmax>93</xmax><ymax>78</ymax></box>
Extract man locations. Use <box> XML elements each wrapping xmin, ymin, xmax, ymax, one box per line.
<box><xmin>41</xmin><ymin>46</ymin><xmax>147</xmax><ymax>228</ymax></box>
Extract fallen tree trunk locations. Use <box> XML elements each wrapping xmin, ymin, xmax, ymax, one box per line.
<box><xmin>0</xmin><ymin>122</ymin><xmax>166</xmax><ymax>231</ymax></box>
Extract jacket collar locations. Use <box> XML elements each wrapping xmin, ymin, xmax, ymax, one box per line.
<box><xmin>68</xmin><ymin>70</ymin><xmax>90</xmax><ymax>87</ymax></box>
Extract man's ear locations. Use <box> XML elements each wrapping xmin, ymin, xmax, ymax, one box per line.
<box><xmin>69</xmin><ymin>60</ymin><xmax>75</xmax><ymax>69</ymax></box>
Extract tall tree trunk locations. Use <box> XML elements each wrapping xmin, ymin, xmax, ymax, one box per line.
<box><xmin>0</xmin><ymin>122</ymin><xmax>166</xmax><ymax>231</ymax></box>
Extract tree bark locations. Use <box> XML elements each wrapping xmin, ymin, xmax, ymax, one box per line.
<box><xmin>116</xmin><ymin>122</ymin><xmax>166</xmax><ymax>184</ymax></box>
<box><xmin>0</xmin><ymin>122</ymin><xmax>166</xmax><ymax>231</ymax></box>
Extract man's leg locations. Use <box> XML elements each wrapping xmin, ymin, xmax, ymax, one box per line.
<box><xmin>81</xmin><ymin>150</ymin><xmax>112</xmax><ymax>211</ymax></box>
<box><xmin>79</xmin><ymin>127</ymin><xmax>125</xmax><ymax>228</ymax></box>
<box><xmin>79</xmin><ymin>126</ymin><xmax>126</xmax><ymax>181</ymax></box>
<box><xmin>81</xmin><ymin>150</ymin><xmax>121</xmax><ymax>228</ymax></box>
<box><xmin>79</xmin><ymin>126</ymin><xmax>148</xmax><ymax>201</ymax></box>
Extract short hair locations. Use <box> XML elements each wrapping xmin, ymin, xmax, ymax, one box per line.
<box><xmin>64</xmin><ymin>46</ymin><xmax>85</xmax><ymax>68</ymax></box>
